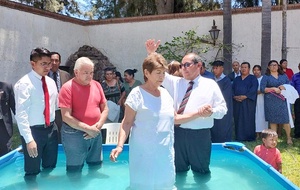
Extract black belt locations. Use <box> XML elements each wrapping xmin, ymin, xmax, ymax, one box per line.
<box><xmin>31</xmin><ymin>121</ymin><xmax>55</xmax><ymax>128</ymax></box>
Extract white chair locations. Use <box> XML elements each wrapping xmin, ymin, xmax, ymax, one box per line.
<box><xmin>101</xmin><ymin>123</ymin><xmax>121</xmax><ymax>144</ymax></box>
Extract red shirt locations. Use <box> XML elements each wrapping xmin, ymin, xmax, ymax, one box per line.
<box><xmin>59</xmin><ymin>79</ymin><xmax>106</xmax><ymax>125</ymax></box>
<box><xmin>285</xmin><ymin>68</ymin><xmax>294</xmax><ymax>81</ymax></box>
<box><xmin>254</xmin><ymin>144</ymin><xmax>282</xmax><ymax>171</ymax></box>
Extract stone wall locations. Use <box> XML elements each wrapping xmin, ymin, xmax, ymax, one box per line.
<box><xmin>65</xmin><ymin>45</ymin><xmax>114</xmax><ymax>81</ymax></box>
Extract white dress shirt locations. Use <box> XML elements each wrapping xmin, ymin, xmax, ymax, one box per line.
<box><xmin>163</xmin><ymin>73</ymin><xmax>227</xmax><ymax>130</ymax></box>
<box><xmin>234</xmin><ymin>71</ymin><xmax>241</xmax><ymax>78</ymax></box>
<box><xmin>14</xmin><ymin>70</ymin><xmax>58</xmax><ymax>143</ymax></box>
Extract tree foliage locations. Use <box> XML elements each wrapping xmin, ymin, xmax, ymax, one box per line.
<box><xmin>84</xmin><ymin>0</ymin><xmax>222</xmax><ymax>19</ymax></box>
<box><xmin>9</xmin><ymin>0</ymin><xmax>300</xmax><ymax>20</ymax></box>
<box><xmin>10</xmin><ymin>0</ymin><xmax>82</xmax><ymax>17</ymax></box>
<box><xmin>157</xmin><ymin>29</ymin><xmax>212</xmax><ymax>62</ymax></box>
<box><xmin>157</xmin><ymin>29</ymin><xmax>243</xmax><ymax>65</ymax></box>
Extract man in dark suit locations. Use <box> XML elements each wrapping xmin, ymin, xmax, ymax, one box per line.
<box><xmin>227</xmin><ymin>61</ymin><xmax>241</xmax><ymax>81</ymax></box>
<box><xmin>0</xmin><ymin>81</ymin><xmax>16</xmax><ymax>156</ymax></box>
<box><xmin>48</xmin><ymin>52</ymin><xmax>71</xmax><ymax>143</ymax></box>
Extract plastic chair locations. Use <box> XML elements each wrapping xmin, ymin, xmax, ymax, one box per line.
<box><xmin>101</xmin><ymin>123</ymin><xmax>121</xmax><ymax>144</ymax></box>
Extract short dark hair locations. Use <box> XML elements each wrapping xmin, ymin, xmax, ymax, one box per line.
<box><xmin>50</xmin><ymin>52</ymin><xmax>61</xmax><ymax>61</ymax></box>
<box><xmin>252</xmin><ymin>65</ymin><xmax>261</xmax><ymax>71</ymax></box>
<box><xmin>104</xmin><ymin>67</ymin><xmax>116</xmax><ymax>73</ymax></box>
<box><xmin>280</xmin><ymin>59</ymin><xmax>287</xmax><ymax>65</ymax></box>
<box><xmin>261</xmin><ymin>129</ymin><xmax>278</xmax><ymax>139</ymax></box>
<box><xmin>212</xmin><ymin>60</ymin><xmax>224</xmax><ymax>67</ymax></box>
<box><xmin>30</xmin><ymin>47</ymin><xmax>51</xmax><ymax>62</ymax></box>
<box><xmin>241</xmin><ymin>62</ymin><xmax>250</xmax><ymax>68</ymax></box>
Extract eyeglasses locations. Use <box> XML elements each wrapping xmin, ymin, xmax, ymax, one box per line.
<box><xmin>39</xmin><ymin>62</ymin><xmax>52</xmax><ymax>68</ymax></box>
<box><xmin>179</xmin><ymin>62</ymin><xmax>197</xmax><ymax>68</ymax></box>
<box><xmin>269</xmin><ymin>64</ymin><xmax>278</xmax><ymax>67</ymax></box>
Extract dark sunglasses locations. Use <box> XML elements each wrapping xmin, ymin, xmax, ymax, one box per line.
<box><xmin>179</xmin><ymin>62</ymin><xmax>197</xmax><ymax>68</ymax></box>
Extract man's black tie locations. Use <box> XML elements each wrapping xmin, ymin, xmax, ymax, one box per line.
<box><xmin>175</xmin><ymin>81</ymin><xmax>194</xmax><ymax>127</ymax></box>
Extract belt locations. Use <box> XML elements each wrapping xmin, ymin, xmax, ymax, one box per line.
<box><xmin>31</xmin><ymin>121</ymin><xmax>55</xmax><ymax>128</ymax></box>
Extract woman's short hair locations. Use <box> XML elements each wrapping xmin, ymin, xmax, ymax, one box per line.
<box><xmin>142</xmin><ymin>53</ymin><xmax>167</xmax><ymax>82</ymax></box>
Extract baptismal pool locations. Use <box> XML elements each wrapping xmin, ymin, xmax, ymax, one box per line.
<box><xmin>0</xmin><ymin>143</ymin><xmax>298</xmax><ymax>190</ymax></box>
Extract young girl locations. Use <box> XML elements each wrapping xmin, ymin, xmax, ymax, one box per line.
<box><xmin>254</xmin><ymin>129</ymin><xmax>282</xmax><ymax>173</ymax></box>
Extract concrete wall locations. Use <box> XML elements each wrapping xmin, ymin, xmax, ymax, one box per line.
<box><xmin>87</xmin><ymin>16</ymin><xmax>223</xmax><ymax>81</ymax></box>
<box><xmin>0</xmin><ymin>5</ymin><xmax>87</xmax><ymax>84</ymax></box>
<box><xmin>1</xmin><ymin>2</ymin><xmax>300</xmax><ymax>84</ymax></box>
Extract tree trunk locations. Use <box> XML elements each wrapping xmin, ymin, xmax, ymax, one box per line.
<box><xmin>155</xmin><ymin>0</ymin><xmax>174</xmax><ymax>14</ymax></box>
<box><xmin>261</xmin><ymin>0</ymin><xmax>272</xmax><ymax>73</ymax></box>
<box><xmin>281</xmin><ymin>0</ymin><xmax>287</xmax><ymax>59</ymax></box>
<box><xmin>223</xmin><ymin>0</ymin><xmax>232</xmax><ymax>75</ymax></box>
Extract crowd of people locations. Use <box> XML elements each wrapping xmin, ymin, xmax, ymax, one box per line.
<box><xmin>0</xmin><ymin>40</ymin><xmax>299</xmax><ymax>189</ymax></box>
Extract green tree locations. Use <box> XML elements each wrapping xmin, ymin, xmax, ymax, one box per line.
<box><xmin>174</xmin><ymin>0</ymin><xmax>221</xmax><ymax>12</ymax></box>
<box><xmin>10</xmin><ymin>0</ymin><xmax>81</xmax><ymax>17</ymax></box>
<box><xmin>157</xmin><ymin>29</ymin><xmax>243</xmax><ymax>68</ymax></box>
<box><xmin>85</xmin><ymin>0</ymin><xmax>222</xmax><ymax>19</ymax></box>
<box><xmin>157</xmin><ymin>29</ymin><xmax>211</xmax><ymax>62</ymax></box>
<box><xmin>84</xmin><ymin>0</ymin><xmax>127</xmax><ymax>19</ymax></box>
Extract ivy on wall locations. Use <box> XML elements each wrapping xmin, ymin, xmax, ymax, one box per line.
<box><xmin>157</xmin><ymin>29</ymin><xmax>244</xmax><ymax>66</ymax></box>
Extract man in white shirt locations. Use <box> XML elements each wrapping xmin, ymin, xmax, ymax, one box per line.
<box><xmin>145</xmin><ymin>40</ymin><xmax>227</xmax><ymax>176</ymax></box>
<box><xmin>14</xmin><ymin>48</ymin><xmax>58</xmax><ymax>180</ymax></box>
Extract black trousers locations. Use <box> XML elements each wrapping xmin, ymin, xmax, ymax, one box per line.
<box><xmin>55</xmin><ymin>110</ymin><xmax>62</xmax><ymax>144</ymax></box>
<box><xmin>174</xmin><ymin>127</ymin><xmax>211</xmax><ymax>174</ymax></box>
<box><xmin>0</xmin><ymin>119</ymin><xmax>10</xmax><ymax>156</ymax></box>
<box><xmin>294</xmin><ymin>98</ymin><xmax>300</xmax><ymax>138</ymax></box>
<box><xmin>21</xmin><ymin>123</ymin><xmax>58</xmax><ymax>176</ymax></box>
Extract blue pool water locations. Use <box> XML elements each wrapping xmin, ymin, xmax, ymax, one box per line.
<box><xmin>0</xmin><ymin>143</ymin><xmax>298</xmax><ymax>190</ymax></box>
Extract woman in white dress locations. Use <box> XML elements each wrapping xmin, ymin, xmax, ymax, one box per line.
<box><xmin>253</xmin><ymin>65</ymin><xmax>268</xmax><ymax>139</ymax></box>
<box><xmin>110</xmin><ymin>53</ymin><xmax>176</xmax><ymax>190</ymax></box>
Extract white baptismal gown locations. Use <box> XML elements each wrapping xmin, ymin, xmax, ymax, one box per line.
<box><xmin>125</xmin><ymin>86</ymin><xmax>175</xmax><ymax>190</ymax></box>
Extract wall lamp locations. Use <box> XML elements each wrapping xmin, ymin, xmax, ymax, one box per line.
<box><xmin>209</xmin><ymin>20</ymin><xmax>220</xmax><ymax>46</ymax></box>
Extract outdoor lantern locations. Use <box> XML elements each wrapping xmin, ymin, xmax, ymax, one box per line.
<box><xmin>209</xmin><ymin>20</ymin><xmax>220</xmax><ymax>46</ymax></box>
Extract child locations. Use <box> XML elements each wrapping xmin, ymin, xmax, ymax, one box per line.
<box><xmin>254</xmin><ymin>129</ymin><xmax>282</xmax><ymax>173</ymax></box>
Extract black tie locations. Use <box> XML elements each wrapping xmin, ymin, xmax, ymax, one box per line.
<box><xmin>175</xmin><ymin>81</ymin><xmax>194</xmax><ymax>127</ymax></box>
<box><xmin>177</xmin><ymin>81</ymin><xmax>194</xmax><ymax>114</ymax></box>
<box><xmin>53</xmin><ymin>72</ymin><xmax>58</xmax><ymax>90</ymax></box>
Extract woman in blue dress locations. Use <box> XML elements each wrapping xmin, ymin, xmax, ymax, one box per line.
<box><xmin>260</xmin><ymin>60</ymin><xmax>293</xmax><ymax>145</ymax></box>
